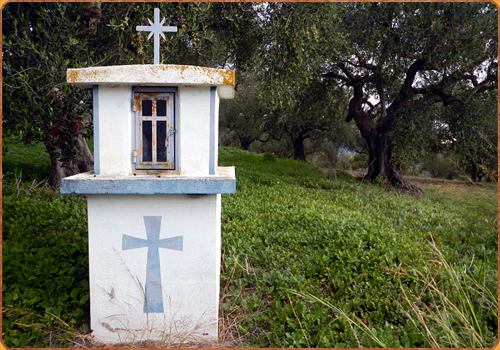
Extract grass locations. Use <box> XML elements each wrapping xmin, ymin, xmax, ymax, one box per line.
<box><xmin>394</xmin><ymin>238</ymin><xmax>497</xmax><ymax>348</ymax></box>
<box><xmin>2</xmin><ymin>141</ymin><xmax>498</xmax><ymax>347</ymax></box>
<box><xmin>289</xmin><ymin>236</ymin><xmax>498</xmax><ymax>348</ymax></box>
<box><xmin>2</xmin><ymin>175</ymin><xmax>90</xmax><ymax>347</ymax></box>
<box><xmin>218</xmin><ymin>147</ymin><xmax>497</xmax><ymax>347</ymax></box>
<box><xmin>2</xmin><ymin>136</ymin><xmax>51</xmax><ymax>183</ymax></box>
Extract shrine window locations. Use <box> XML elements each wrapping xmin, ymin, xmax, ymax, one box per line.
<box><xmin>133</xmin><ymin>88</ymin><xmax>176</xmax><ymax>172</ymax></box>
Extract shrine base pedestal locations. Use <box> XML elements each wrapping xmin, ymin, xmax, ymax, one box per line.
<box><xmin>86</xmin><ymin>194</ymin><xmax>221</xmax><ymax>344</ymax></box>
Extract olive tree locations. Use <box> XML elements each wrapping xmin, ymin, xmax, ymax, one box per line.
<box><xmin>322</xmin><ymin>2</ymin><xmax>497</xmax><ymax>191</ymax></box>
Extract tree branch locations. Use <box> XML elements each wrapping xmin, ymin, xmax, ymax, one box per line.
<box><xmin>322</xmin><ymin>70</ymin><xmax>351</xmax><ymax>84</ymax></box>
<box><xmin>387</xmin><ymin>59</ymin><xmax>425</xmax><ymax>116</ymax></box>
<box><xmin>412</xmin><ymin>65</ymin><xmax>497</xmax><ymax>106</ymax></box>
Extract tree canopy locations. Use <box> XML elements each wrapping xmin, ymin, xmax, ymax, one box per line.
<box><xmin>2</xmin><ymin>2</ymin><xmax>260</xmax><ymax>187</ymax></box>
<box><xmin>3</xmin><ymin>2</ymin><xmax>497</xmax><ymax>189</ymax></box>
<box><xmin>320</xmin><ymin>2</ymin><xmax>497</xmax><ymax>189</ymax></box>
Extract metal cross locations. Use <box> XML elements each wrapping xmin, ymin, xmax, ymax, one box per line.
<box><xmin>122</xmin><ymin>216</ymin><xmax>183</xmax><ymax>313</ymax></box>
<box><xmin>136</xmin><ymin>8</ymin><xmax>178</xmax><ymax>65</ymax></box>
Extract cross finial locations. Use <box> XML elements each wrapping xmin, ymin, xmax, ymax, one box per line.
<box><xmin>137</xmin><ymin>8</ymin><xmax>178</xmax><ymax>65</ymax></box>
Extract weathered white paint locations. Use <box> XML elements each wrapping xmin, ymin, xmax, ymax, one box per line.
<box><xmin>87</xmin><ymin>194</ymin><xmax>221</xmax><ymax>343</ymax></box>
<box><xmin>97</xmin><ymin>86</ymin><xmax>133</xmax><ymax>175</ymax></box>
<box><xmin>178</xmin><ymin>86</ymin><xmax>211</xmax><ymax>176</ymax></box>
<box><xmin>67</xmin><ymin>65</ymin><xmax>235</xmax><ymax>99</ymax></box>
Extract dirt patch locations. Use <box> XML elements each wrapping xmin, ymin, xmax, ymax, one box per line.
<box><xmin>327</xmin><ymin>168</ymin><xmax>479</xmax><ymax>186</ymax></box>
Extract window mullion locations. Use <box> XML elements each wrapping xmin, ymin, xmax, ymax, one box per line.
<box><xmin>152</xmin><ymin>115</ymin><xmax>157</xmax><ymax>164</ymax></box>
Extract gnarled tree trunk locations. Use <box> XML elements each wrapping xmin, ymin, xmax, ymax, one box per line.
<box><xmin>239</xmin><ymin>135</ymin><xmax>253</xmax><ymax>151</ymax></box>
<box><xmin>364</xmin><ymin>130</ymin><xmax>417</xmax><ymax>188</ymax></box>
<box><xmin>346</xmin><ymin>81</ymin><xmax>423</xmax><ymax>194</ymax></box>
<box><xmin>357</xmin><ymin>123</ymin><xmax>423</xmax><ymax>193</ymax></box>
<box><xmin>292</xmin><ymin>135</ymin><xmax>306</xmax><ymax>161</ymax></box>
<box><xmin>45</xmin><ymin>134</ymin><xmax>94</xmax><ymax>190</ymax></box>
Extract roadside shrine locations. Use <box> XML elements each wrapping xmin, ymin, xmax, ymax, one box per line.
<box><xmin>61</xmin><ymin>8</ymin><xmax>236</xmax><ymax>343</ymax></box>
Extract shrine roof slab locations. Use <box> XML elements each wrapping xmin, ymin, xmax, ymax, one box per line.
<box><xmin>61</xmin><ymin>167</ymin><xmax>236</xmax><ymax>195</ymax></box>
<box><xmin>67</xmin><ymin>65</ymin><xmax>235</xmax><ymax>99</ymax></box>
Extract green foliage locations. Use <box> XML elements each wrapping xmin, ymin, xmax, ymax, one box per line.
<box><xmin>218</xmin><ymin>147</ymin><xmax>497</xmax><ymax>347</ymax></box>
<box><xmin>262</xmin><ymin>153</ymin><xmax>277</xmax><ymax>162</ymax></box>
<box><xmin>324</xmin><ymin>2</ymin><xmax>497</xmax><ymax>183</ymax></box>
<box><xmin>350</xmin><ymin>153</ymin><xmax>369</xmax><ymax>171</ymax></box>
<box><xmin>219</xmin><ymin>2</ymin><xmax>497</xmax><ymax>181</ymax></box>
<box><xmin>325</xmin><ymin>170</ymin><xmax>356</xmax><ymax>183</ymax></box>
<box><xmin>395</xmin><ymin>89</ymin><xmax>498</xmax><ymax>182</ymax></box>
<box><xmin>219</xmin><ymin>68</ymin><xmax>271</xmax><ymax>150</ymax></box>
<box><xmin>2</xmin><ymin>136</ymin><xmax>51</xmax><ymax>183</ymax></box>
<box><xmin>2</xmin><ymin>3</ymin><xmax>98</xmax><ymax>158</ymax></box>
<box><xmin>3</xmin><ymin>145</ymin><xmax>496</xmax><ymax>347</ymax></box>
<box><xmin>443</xmin><ymin>90</ymin><xmax>498</xmax><ymax>182</ymax></box>
<box><xmin>2</xmin><ymin>180</ymin><xmax>89</xmax><ymax>347</ymax></box>
<box><xmin>422</xmin><ymin>153</ymin><xmax>459</xmax><ymax>180</ymax></box>
<box><xmin>254</xmin><ymin>3</ymin><xmax>354</xmax><ymax>160</ymax></box>
<box><xmin>396</xmin><ymin>239</ymin><xmax>497</xmax><ymax>348</ymax></box>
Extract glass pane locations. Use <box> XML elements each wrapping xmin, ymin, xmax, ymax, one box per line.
<box><xmin>142</xmin><ymin>121</ymin><xmax>152</xmax><ymax>162</ymax></box>
<box><xmin>157</xmin><ymin>100</ymin><xmax>167</xmax><ymax>116</ymax></box>
<box><xmin>157</xmin><ymin>121</ymin><xmax>167</xmax><ymax>162</ymax></box>
<box><xmin>142</xmin><ymin>100</ymin><xmax>152</xmax><ymax>116</ymax></box>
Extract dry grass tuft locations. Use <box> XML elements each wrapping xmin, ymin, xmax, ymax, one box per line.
<box><xmin>66</xmin><ymin>277</ymin><xmax>248</xmax><ymax>348</ymax></box>
<box><xmin>68</xmin><ymin>327</ymin><xmax>240</xmax><ymax>348</ymax></box>
<box><xmin>392</xmin><ymin>238</ymin><xmax>498</xmax><ymax>348</ymax></box>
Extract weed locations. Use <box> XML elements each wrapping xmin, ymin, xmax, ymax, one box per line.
<box><xmin>288</xmin><ymin>289</ymin><xmax>388</xmax><ymax>347</ymax></box>
<box><xmin>289</xmin><ymin>238</ymin><xmax>497</xmax><ymax>348</ymax></box>
<box><xmin>2</xmin><ymin>183</ymin><xmax>89</xmax><ymax>347</ymax></box>
<box><xmin>393</xmin><ymin>238</ymin><xmax>498</xmax><ymax>348</ymax></box>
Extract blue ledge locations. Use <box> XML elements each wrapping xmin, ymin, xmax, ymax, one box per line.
<box><xmin>61</xmin><ymin>167</ymin><xmax>236</xmax><ymax>195</ymax></box>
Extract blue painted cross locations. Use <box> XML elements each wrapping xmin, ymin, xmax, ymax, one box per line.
<box><xmin>122</xmin><ymin>216</ymin><xmax>183</xmax><ymax>313</ymax></box>
<box><xmin>136</xmin><ymin>8</ymin><xmax>178</xmax><ymax>65</ymax></box>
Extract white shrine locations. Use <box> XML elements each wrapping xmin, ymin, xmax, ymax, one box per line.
<box><xmin>61</xmin><ymin>9</ymin><xmax>236</xmax><ymax>344</ymax></box>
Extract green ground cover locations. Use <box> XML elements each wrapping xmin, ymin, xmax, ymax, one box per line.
<box><xmin>2</xmin><ymin>141</ymin><xmax>498</xmax><ymax>347</ymax></box>
<box><xmin>218</xmin><ymin>147</ymin><xmax>497</xmax><ymax>347</ymax></box>
<box><xmin>2</xmin><ymin>137</ymin><xmax>51</xmax><ymax>183</ymax></box>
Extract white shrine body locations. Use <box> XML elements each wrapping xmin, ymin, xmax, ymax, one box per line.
<box><xmin>61</xmin><ymin>64</ymin><xmax>236</xmax><ymax>343</ymax></box>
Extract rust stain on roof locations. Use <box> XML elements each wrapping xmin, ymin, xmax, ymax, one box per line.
<box><xmin>175</xmin><ymin>65</ymin><xmax>235</xmax><ymax>86</ymax></box>
<box><xmin>67</xmin><ymin>68</ymin><xmax>111</xmax><ymax>83</ymax></box>
<box><xmin>67</xmin><ymin>65</ymin><xmax>235</xmax><ymax>88</ymax></box>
